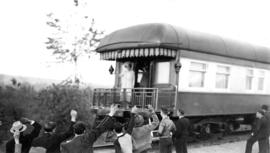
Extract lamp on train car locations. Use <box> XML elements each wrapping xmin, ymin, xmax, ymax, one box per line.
<box><xmin>174</xmin><ymin>62</ymin><xmax>182</xmax><ymax>73</ymax></box>
<box><xmin>109</xmin><ymin>65</ymin><xmax>114</xmax><ymax>74</ymax></box>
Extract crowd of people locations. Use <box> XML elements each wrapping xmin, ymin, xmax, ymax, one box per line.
<box><xmin>4</xmin><ymin>104</ymin><xmax>191</xmax><ymax>153</ymax></box>
<box><xmin>4</xmin><ymin>104</ymin><xmax>270</xmax><ymax>153</ymax></box>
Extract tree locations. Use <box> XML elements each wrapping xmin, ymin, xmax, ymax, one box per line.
<box><xmin>45</xmin><ymin>0</ymin><xmax>104</xmax><ymax>85</ymax></box>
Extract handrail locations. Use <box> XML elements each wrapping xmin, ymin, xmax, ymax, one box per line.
<box><xmin>93</xmin><ymin>87</ymin><xmax>176</xmax><ymax>110</ymax></box>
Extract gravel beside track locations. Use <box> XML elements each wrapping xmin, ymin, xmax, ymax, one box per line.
<box><xmin>95</xmin><ymin>132</ymin><xmax>260</xmax><ymax>153</ymax></box>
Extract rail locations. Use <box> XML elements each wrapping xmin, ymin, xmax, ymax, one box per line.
<box><xmin>92</xmin><ymin>88</ymin><xmax>175</xmax><ymax>110</ymax></box>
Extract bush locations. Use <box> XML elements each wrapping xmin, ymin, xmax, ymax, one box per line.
<box><xmin>0</xmin><ymin>83</ymin><xmax>94</xmax><ymax>140</ymax></box>
<box><xmin>0</xmin><ymin>84</ymin><xmax>37</xmax><ymax>140</ymax></box>
<box><xmin>35</xmin><ymin>84</ymin><xmax>94</xmax><ymax>132</ymax></box>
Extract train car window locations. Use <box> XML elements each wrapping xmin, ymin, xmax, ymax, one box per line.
<box><xmin>258</xmin><ymin>71</ymin><xmax>265</xmax><ymax>91</ymax></box>
<box><xmin>216</xmin><ymin>66</ymin><xmax>230</xmax><ymax>89</ymax></box>
<box><xmin>246</xmin><ymin>69</ymin><xmax>254</xmax><ymax>90</ymax></box>
<box><xmin>188</xmin><ymin>62</ymin><xmax>207</xmax><ymax>87</ymax></box>
<box><xmin>154</xmin><ymin>62</ymin><xmax>170</xmax><ymax>84</ymax></box>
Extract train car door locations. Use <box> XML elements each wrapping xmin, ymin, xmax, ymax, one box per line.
<box><xmin>151</xmin><ymin>60</ymin><xmax>177</xmax><ymax>110</ymax></box>
<box><xmin>134</xmin><ymin>60</ymin><xmax>151</xmax><ymax>88</ymax></box>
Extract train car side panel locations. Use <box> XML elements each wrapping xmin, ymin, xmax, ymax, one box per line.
<box><xmin>177</xmin><ymin>92</ymin><xmax>270</xmax><ymax>116</ymax></box>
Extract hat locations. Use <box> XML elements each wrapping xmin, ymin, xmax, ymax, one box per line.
<box><xmin>261</xmin><ymin>105</ymin><xmax>269</xmax><ymax>111</ymax></box>
<box><xmin>134</xmin><ymin>114</ymin><xmax>144</xmax><ymax>127</ymax></box>
<box><xmin>44</xmin><ymin>121</ymin><xmax>56</xmax><ymax>132</ymax></box>
<box><xmin>10</xmin><ymin>121</ymin><xmax>27</xmax><ymax>133</ymax></box>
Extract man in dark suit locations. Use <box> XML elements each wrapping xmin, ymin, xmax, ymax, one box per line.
<box><xmin>30</xmin><ymin>110</ymin><xmax>77</xmax><ymax>153</ymax></box>
<box><xmin>6</xmin><ymin>118</ymin><xmax>42</xmax><ymax>153</ymax></box>
<box><xmin>245</xmin><ymin>110</ymin><xmax>269</xmax><ymax>153</ymax></box>
<box><xmin>173</xmin><ymin>109</ymin><xmax>190</xmax><ymax>153</ymax></box>
<box><xmin>261</xmin><ymin>105</ymin><xmax>270</xmax><ymax>152</ymax></box>
<box><xmin>60</xmin><ymin>104</ymin><xmax>119</xmax><ymax>153</ymax></box>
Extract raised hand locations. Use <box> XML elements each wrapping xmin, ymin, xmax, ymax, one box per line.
<box><xmin>13</xmin><ymin>130</ymin><xmax>20</xmax><ymax>144</ymax></box>
<box><xmin>131</xmin><ymin>105</ymin><xmax>139</xmax><ymax>114</ymax></box>
<box><xmin>109</xmin><ymin>104</ymin><xmax>119</xmax><ymax>116</ymax></box>
<box><xmin>70</xmin><ymin>109</ymin><xmax>78</xmax><ymax>122</ymax></box>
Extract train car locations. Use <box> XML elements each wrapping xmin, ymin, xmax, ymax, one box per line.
<box><xmin>93</xmin><ymin>23</ymin><xmax>270</xmax><ymax>136</ymax></box>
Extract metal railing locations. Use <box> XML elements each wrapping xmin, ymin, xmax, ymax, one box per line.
<box><xmin>93</xmin><ymin>88</ymin><xmax>158</xmax><ymax>109</ymax></box>
<box><xmin>92</xmin><ymin>87</ymin><xmax>176</xmax><ymax>110</ymax></box>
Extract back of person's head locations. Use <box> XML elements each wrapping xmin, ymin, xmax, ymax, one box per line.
<box><xmin>44</xmin><ymin>121</ymin><xmax>57</xmax><ymax>132</ymax></box>
<box><xmin>178</xmin><ymin>109</ymin><xmax>185</xmax><ymax>115</ymax></box>
<box><xmin>114</xmin><ymin>122</ymin><xmax>123</xmax><ymax>134</ymax></box>
<box><xmin>161</xmin><ymin>107</ymin><xmax>169</xmax><ymax>116</ymax></box>
<box><xmin>261</xmin><ymin>105</ymin><xmax>269</xmax><ymax>111</ymax></box>
<box><xmin>73</xmin><ymin>121</ymin><xmax>86</xmax><ymax>135</ymax></box>
<box><xmin>134</xmin><ymin>114</ymin><xmax>145</xmax><ymax>127</ymax></box>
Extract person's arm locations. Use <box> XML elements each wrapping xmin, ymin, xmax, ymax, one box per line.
<box><xmin>14</xmin><ymin>144</ymin><xmax>22</xmax><ymax>153</ymax></box>
<box><xmin>158</xmin><ymin>120</ymin><xmax>165</xmax><ymax>135</ymax></box>
<box><xmin>171</xmin><ymin>121</ymin><xmax>176</xmax><ymax>134</ymax></box>
<box><xmin>145</xmin><ymin>105</ymin><xmax>159</xmax><ymax>131</ymax></box>
<box><xmin>58</xmin><ymin>110</ymin><xmax>77</xmax><ymax>141</ymax></box>
<box><xmin>85</xmin><ymin>104</ymin><xmax>118</xmax><ymax>145</ymax></box>
<box><xmin>21</xmin><ymin>118</ymin><xmax>42</xmax><ymax>140</ymax></box>
<box><xmin>126</xmin><ymin>106</ymin><xmax>137</xmax><ymax>134</ymax></box>
<box><xmin>173</xmin><ymin>120</ymin><xmax>181</xmax><ymax>138</ymax></box>
<box><xmin>13</xmin><ymin>131</ymin><xmax>21</xmax><ymax>153</ymax></box>
<box><xmin>253</xmin><ymin>118</ymin><xmax>262</xmax><ymax>136</ymax></box>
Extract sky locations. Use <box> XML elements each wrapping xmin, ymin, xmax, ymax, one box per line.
<box><xmin>0</xmin><ymin>0</ymin><xmax>270</xmax><ymax>86</ymax></box>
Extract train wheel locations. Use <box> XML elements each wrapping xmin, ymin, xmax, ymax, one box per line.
<box><xmin>199</xmin><ymin>124</ymin><xmax>212</xmax><ymax>139</ymax></box>
<box><xmin>228</xmin><ymin>123</ymin><xmax>234</xmax><ymax>133</ymax></box>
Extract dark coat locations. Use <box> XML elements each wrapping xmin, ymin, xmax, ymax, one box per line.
<box><xmin>245</xmin><ymin>116</ymin><xmax>269</xmax><ymax>153</ymax></box>
<box><xmin>31</xmin><ymin>121</ymin><xmax>75</xmax><ymax>153</ymax></box>
<box><xmin>173</xmin><ymin>117</ymin><xmax>190</xmax><ymax>139</ymax></box>
<box><xmin>60</xmin><ymin>115</ymin><xmax>114</xmax><ymax>153</ymax></box>
<box><xmin>253</xmin><ymin>116</ymin><xmax>268</xmax><ymax>139</ymax></box>
<box><xmin>6</xmin><ymin>122</ymin><xmax>42</xmax><ymax>153</ymax></box>
<box><xmin>173</xmin><ymin>117</ymin><xmax>190</xmax><ymax>153</ymax></box>
<box><xmin>264</xmin><ymin>111</ymin><xmax>270</xmax><ymax>136</ymax></box>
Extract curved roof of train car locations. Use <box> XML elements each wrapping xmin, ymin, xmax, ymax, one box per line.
<box><xmin>96</xmin><ymin>23</ymin><xmax>270</xmax><ymax>64</ymax></box>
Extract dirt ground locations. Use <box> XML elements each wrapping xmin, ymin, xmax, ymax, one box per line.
<box><xmin>94</xmin><ymin>140</ymin><xmax>258</xmax><ymax>153</ymax></box>
<box><xmin>0</xmin><ymin>139</ymin><xmax>259</xmax><ymax>153</ymax></box>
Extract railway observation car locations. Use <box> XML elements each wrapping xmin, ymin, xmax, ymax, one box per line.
<box><xmin>93</xmin><ymin>23</ymin><xmax>270</xmax><ymax>135</ymax></box>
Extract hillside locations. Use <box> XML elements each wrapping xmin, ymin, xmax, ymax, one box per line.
<box><xmin>0</xmin><ymin>74</ymin><xmax>112</xmax><ymax>90</ymax></box>
<box><xmin>0</xmin><ymin>74</ymin><xmax>61</xmax><ymax>90</ymax></box>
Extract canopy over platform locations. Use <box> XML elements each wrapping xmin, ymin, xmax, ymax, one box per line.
<box><xmin>96</xmin><ymin>23</ymin><xmax>270</xmax><ymax>63</ymax></box>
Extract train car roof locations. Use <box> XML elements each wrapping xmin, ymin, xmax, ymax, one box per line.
<box><xmin>96</xmin><ymin>23</ymin><xmax>270</xmax><ymax>64</ymax></box>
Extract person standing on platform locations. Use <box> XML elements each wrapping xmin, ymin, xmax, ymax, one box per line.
<box><xmin>245</xmin><ymin>110</ymin><xmax>269</xmax><ymax>153</ymax></box>
<box><xmin>158</xmin><ymin>107</ymin><xmax>176</xmax><ymax>153</ymax></box>
<box><xmin>119</xmin><ymin>62</ymin><xmax>135</xmax><ymax>104</ymax></box>
<box><xmin>173</xmin><ymin>109</ymin><xmax>190</xmax><ymax>153</ymax></box>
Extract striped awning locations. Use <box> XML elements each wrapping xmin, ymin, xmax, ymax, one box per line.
<box><xmin>100</xmin><ymin>48</ymin><xmax>177</xmax><ymax>60</ymax></box>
